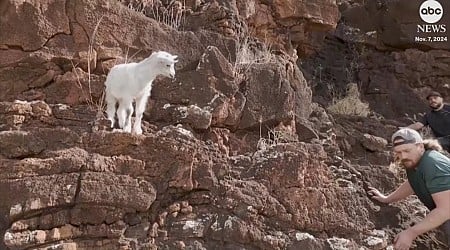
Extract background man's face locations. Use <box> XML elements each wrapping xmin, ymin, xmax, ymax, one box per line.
<box><xmin>428</xmin><ymin>96</ymin><xmax>443</xmax><ymax>109</ymax></box>
<box><xmin>393</xmin><ymin>143</ymin><xmax>423</xmax><ymax>169</ymax></box>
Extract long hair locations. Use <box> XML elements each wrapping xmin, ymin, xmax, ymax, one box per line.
<box><xmin>423</xmin><ymin>139</ymin><xmax>443</xmax><ymax>152</ymax></box>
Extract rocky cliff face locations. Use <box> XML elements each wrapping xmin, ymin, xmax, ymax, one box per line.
<box><xmin>302</xmin><ymin>0</ymin><xmax>450</xmax><ymax>120</ymax></box>
<box><xmin>0</xmin><ymin>0</ymin><xmax>449</xmax><ymax>249</ymax></box>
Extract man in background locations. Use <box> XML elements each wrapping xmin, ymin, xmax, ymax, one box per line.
<box><xmin>408</xmin><ymin>91</ymin><xmax>450</xmax><ymax>152</ymax></box>
<box><xmin>368</xmin><ymin>128</ymin><xmax>450</xmax><ymax>249</ymax></box>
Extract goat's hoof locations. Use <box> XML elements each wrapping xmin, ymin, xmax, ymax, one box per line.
<box><xmin>112</xmin><ymin>128</ymin><xmax>123</xmax><ymax>133</ymax></box>
<box><xmin>133</xmin><ymin>128</ymin><xmax>143</xmax><ymax>135</ymax></box>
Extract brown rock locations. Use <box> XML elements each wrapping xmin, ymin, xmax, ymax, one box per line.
<box><xmin>48</xmin><ymin>228</ymin><xmax>61</xmax><ymax>241</ymax></box>
<box><xmin>170</xmin><ymin>219</ymin><xmax>206</xmax><ymax>238</ymax></box>
<box><xmin>149</xmin><ymin>46</ymin><xmax>240</xmax><ymax>129</ymax></box>
<box><xmin>47</xmin><ymin>68</ymin><xmax>105</xmax><ymax>106</ymax></box>
<box><xmin>4</xmin><ymin>174</ymin><xmax>78</xmax><ymax>221</ymax></box>
<box><xmin>168</xmin><ymin>203</ymin><xmax>181</xmax><ymax>214</ymax></box>
<box><xmin>0</xmin><ymin>56</ymin><xmax>62</xmax><ymax>102</ymax></box>
<box><xmin>238</xmin><ymin>60</ymin><xmax>312</xmax><ymax>130</ymax></box>
<box><xmin>180</xmin><ymin>201</ymin><xmax>189</xmax><ymax>208</ymax></box>
<box><xmin>76</xmin><ymin>172</ymin><xmax>156</xmax><ymax>212</ymax></box>
<box><xmin>180</xmin><ymin>206</ymin><xmax>193</xmax><ymax>214</ymax></box>
<box><xmin>287</xmin><ymin>232</ymin><xmax>324</xmax><ymax>250</ymax></box>
<box><xmin>4</xmin><ymin>229</ymin><xmax>47</xmax><ymax>249</ymax></box>
<box><xmin>341</xmin><ymin>0</ymin><xmax>450</xmax><ymax>50</ymax></box>
<box><xmin>1</xmin><ymin>0</ymin><xmax>446</xmax><ymax>249</ymax></box>
<box><xmin>296</xmin><ymin>119</ymin><xmax>319</xmax><ymax>142</ymax></box>
<box><xmin>326</xmin><ymin>237</ymin><xmax>359</xmax><ymax>250</ymax></box>
<box><xmin>158</xmin><ymin>211</ymin><xmax>168</xmax><ymax>226</ymax></box>
<box><xmin>174</xmin><ymin>240</ymin><xmax>186</xmax><ymax>249</ymax></box>
<box><xmin>124</xmin><ymin>222</ymin><xmax>151</xmax><ymax>239</ymax></box>
<box><xmin>175</xmin><ymin>105</ymin><xmax>212</xmax><ymax>130</ymax></box>
<box><xmin>149</xmin><ymin>222</ymin><xmax>159</xmax><ymax>237</ymax></box>
<box><xmin>0</xmin><ymin>0</ymin><xmax>70</xmax><ymax>51</ymax></box>
<box><xmin>39</xmin><ymin>210</ymin><xmax>71</xmax><ymax>230</ymax></box>
<box><xmin>361</xmin><ymin>133</ymin><xmax>388</xmax><ymax>152</ymax></box>
<box><xmin>71</xmin><ymin>205</ymin><xmax>125</xmax><ymax>226</ymax></box>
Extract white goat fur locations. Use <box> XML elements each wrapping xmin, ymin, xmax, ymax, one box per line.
<box><xmin>104</xmin><ymin>51</ymin><xmax>178</xmax><ymax>134</ymax></box>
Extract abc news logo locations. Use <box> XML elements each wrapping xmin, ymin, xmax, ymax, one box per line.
<box><xmin>418</xmin><ymin>0</ymin><xmax>446</xmax><ymax>33</ymax></box>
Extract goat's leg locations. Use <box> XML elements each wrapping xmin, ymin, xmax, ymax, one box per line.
<box><xmin>133</xmin><ymin>95</ymin><xmax>148</xmax><ymax>135</ymax></box>
<box><xmin>117</xmin><ymin>98</ymin><xmax>133</xmax><ymax>133</ymax></box>
<box><xmin>105</xmin><ymin>91</ymin><xmax>117</xmax><ymax>128</ymax></box>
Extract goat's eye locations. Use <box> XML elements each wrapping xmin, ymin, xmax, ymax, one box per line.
<box><xmin>166</xmin><ymin>65</ymin><xmax>171</xmax><ymax>67</ymax></box>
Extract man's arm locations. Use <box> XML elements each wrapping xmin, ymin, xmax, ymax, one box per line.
<box><xmin>409</xmin><ymin>190</ymin><xmax>450</xmax><ymax>236</ymax></box>
<box><xmin>385</xmin><ymin>181</ymin><xmax>415</xmax><ymax>203</ymax></box>
<box><xmin>368</xmin><ymin>181</ymin><xmax>414</xmax><ymax>203</ymax></box>
<box><xmin>407</xmin><ymin>122</ymin><xmax>425</xmax><ymax>131</ymax></box>
<box><xmin>394</xmin><ymin>190</ymin><xmax>450</xmax><ymax>249</ymax></box>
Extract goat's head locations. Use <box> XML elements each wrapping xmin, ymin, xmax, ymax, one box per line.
<box><xmin>151</xmin><ymin>51</ymin><xmax>178</xmax><ymax>78</ymax></box>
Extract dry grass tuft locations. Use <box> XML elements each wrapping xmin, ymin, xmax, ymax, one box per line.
<box><xmin>328</xmin><ymin>83</ymin><xmax>370</xmax><ymax>117</ymax></box>
<box><xmin>121</xmin><ymin>0</ymin><xmax>186</xmax><ymax>30</ymax></box>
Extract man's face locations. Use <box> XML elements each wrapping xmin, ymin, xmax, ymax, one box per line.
<box><xmin>392</xmin><ymin>142</ymin><xmax>423</xmax><ymax>169</ymax></box>
<box><xmin>428</xmin><ymin>96</ymin><xmax>443</xmax><ymax>110</ymax></box>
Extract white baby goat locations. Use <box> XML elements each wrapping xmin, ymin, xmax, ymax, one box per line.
<box><xmin>104</xmin><ymin>51</ymin><xmax>178</xmax><ymax>134</ymax></box>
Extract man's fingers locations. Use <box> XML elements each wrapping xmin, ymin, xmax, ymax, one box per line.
<box><xmin>368</xmin><ymin>189</ymin><xmax>379</xmax><ymax>196</ymax></box>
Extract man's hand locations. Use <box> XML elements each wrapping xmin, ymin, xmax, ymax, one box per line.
<box><xmin>367</xmin><ymin>187</ymin><xmax>389</xmax><ymax>203</ymax></box>
<box><xmin>394</xmin><ymin>229</ymin><xmax>417</xmax><ymax>250</ymax></box>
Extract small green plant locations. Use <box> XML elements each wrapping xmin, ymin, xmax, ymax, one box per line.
<box><xmin>327</xmin><ymin>83</ymin><xmax>370</xmax><ymax>117</ymax></box>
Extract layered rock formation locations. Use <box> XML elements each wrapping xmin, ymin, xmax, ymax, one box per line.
<box><xmin>0</xmin><ymin>0</ymin><xmax>449</xmax><ymax>249</ymax></box>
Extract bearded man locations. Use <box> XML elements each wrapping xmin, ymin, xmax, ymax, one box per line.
<box><xmin>408</xmin><ymin>91</ymin><xmax>450</xmax><ymax>152</ymax></box>
<box><xmin>368</xmin><ymin>128</ymin><xmax>450</xmax><ymax>250</ymax></box>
